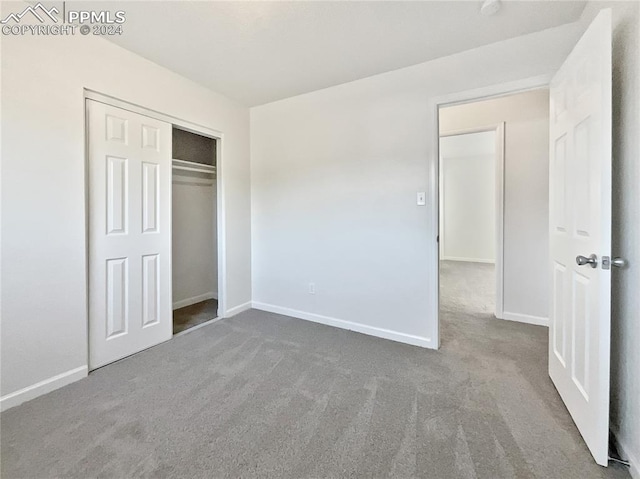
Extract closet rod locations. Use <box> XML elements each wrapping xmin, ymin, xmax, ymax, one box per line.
<box><xmin>172</xmin><ymin>164</ymin><xmax>216</xmax><ymax>175</ymax></box>
<box><xmin>172</xmin><ymin>158</ymin><xmax>216</xmax><ymax>175</ymax></box>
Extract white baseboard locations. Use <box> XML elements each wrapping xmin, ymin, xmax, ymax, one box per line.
<box><xmin>441</xmin><ymin>256</ymin><xmax>495</xmax><ymax>264</ymax></box>
<box><xmin>252</xmin><ymin>302</ymin><xmax>434</xmax><ymax>349</ymax></box>
<box><xmin>173</xmin><ymin>291</ymin><xmax>217</xmax><ymax>310</ymax></box>
<box><xmin>611</xmin><ymin>429</ymin><xmax>639</xmax><ymax>479</ymax></box>
<box><xmin>502</xmin><ymin>311</ymin><xmax>549</xmax><ymax>327</ymax></box>
<box><xmin>0</xmin><ymin>366</ymin><xmax>88</xmax><ymax>412</ymax></box>
<box><xmin>225</xmin><ymin>301</ymin><xmax>252</xmax><ymax>317</ymax></box>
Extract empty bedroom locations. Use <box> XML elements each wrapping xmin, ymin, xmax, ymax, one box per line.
<box><xmin>1</xmin><ymin>1</ymin><xmax>638</xmax><ymax>478</ymax></box>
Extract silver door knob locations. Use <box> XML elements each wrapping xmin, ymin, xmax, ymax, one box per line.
<box><xmin>612</xmin><ymin>257</ymin><xmax>628</xmax><ymax>268</ymax></box>
<box><xmin>576</xmin><ymin>254</ymin><xmax>598</xmax><ymax>268</ymax></box>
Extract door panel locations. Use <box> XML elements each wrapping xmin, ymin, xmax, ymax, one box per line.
<box><xmin>552</xmin><ymin>262</ymin><xmax>566</xmax><ymax>364</ymax></box>
<box><xmin>548</xmin><ymin>9</ymin><xmax>612</xmax><ymax>466</ymax></box>
<box><xmin>142</xmin><ymin>254</ymin><xmax>161</xmax><ymax>327</ymax></box>
<box><xmin>88</xmin><ymin>100</ymin><xmax>172</xmax><ymax>369</ymax></box>
<box><xmin>142</xmin><ymin>161</ymin><xmax>160</xmax><ymax>233</ymax></box>
<box><xmin>106</xmin><ymin>156</ymin><xmax>128</xmax><ymax>235</ymax></box>
<box><xmin>106</xmin><ymin>257</ymin><xmax>128</xmax><ymax>338</ymax></box>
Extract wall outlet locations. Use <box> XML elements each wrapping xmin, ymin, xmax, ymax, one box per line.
<box><xmin>308</xmin><ymin>282</ymin><xmax>315</xmax><ymax>294</ymax></box>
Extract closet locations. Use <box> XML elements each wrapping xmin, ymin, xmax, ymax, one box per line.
<box><xmin>171</xmin><ymin>127</ymin><xmax>218</xmax><ymax>334</ymax></box>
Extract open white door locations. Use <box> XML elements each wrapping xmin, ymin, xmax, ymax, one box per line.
<box><xmin>548</xmin><ymin>9</ymin><xmax>612</xmax><ymax>466</ymax></box>
<box><xmin>88</xmin><ymin>100</ymin><xmax>172</xmax><ymax>369</ymax></box>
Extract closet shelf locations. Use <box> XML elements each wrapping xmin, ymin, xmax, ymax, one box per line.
<box><xmin>172</xmin><ymin>158</ymin><xmax>216</xmax><ymax>175</ymax></box>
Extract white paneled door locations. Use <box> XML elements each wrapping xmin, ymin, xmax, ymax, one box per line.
<box><xmin>88</xmin><ymin>100</ymin><xmax>172</xmax><ymax>370</ymax></box>
<box><xmin>548</xmin><ymin>9</ymin><xmax>612</xmax><ymax>466</ymax></box>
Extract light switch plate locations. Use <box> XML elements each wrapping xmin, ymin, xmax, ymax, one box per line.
<box><xmin>417</xmin><ymin>192</ymin><xmax>426</xmax><ymax>206</ymax></box>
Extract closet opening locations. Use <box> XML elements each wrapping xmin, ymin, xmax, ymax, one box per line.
<box><xmin>171</xmin><ymin>127</ymin><xmax>219</xmax><ymax>335</ymax></box>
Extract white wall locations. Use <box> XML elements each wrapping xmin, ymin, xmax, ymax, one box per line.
<box><xmin>250</xmin><ymin>22</ymin><xmax>583</xmax><ymax>346</ymax></box>
<box><xmin>172</xmin><ymin>173</ymin><xmax>218</xmax><ymax>308</ymax></box>
<box><xmin>0</xmin><ymin>1</ymin><xmax>252</xmax><ymax>407</ymax></box>
<box><xmin>440</xmin><ymin>132</ymin><xmax>496</xmax><ymax>263</ymax></box>
<box><xmin>440</xmin><ymin>90</ymin><xmax>550</xmax><ymax>321</ymax></box>
<box><xmin>578</xmin><ymin>2</ymin><xmax>640</xmax><ymax>477</ymax></box>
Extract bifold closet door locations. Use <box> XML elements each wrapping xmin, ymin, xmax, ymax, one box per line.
<box><xmin>87</xmin><ymin>100</ymin><xmax>172</xmax><ymax>370</ymax></box>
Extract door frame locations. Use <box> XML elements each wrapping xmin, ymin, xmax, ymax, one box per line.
<box><xmin>439</xmin><ymin>123</ymin><xmax>505</xmax><ymax>320</ymax></box>
<box><xmin>83</xmin><ymin>89</ymin><xmax>227</xmax><ymax>360</ymax></box>
<box><xmin>427</xmin><ymin>74</ymin><xmax>551</xmax><ymax>348</ymax></box>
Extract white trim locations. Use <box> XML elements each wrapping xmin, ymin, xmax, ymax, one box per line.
<box><xmin>432</xmin><ymin>74</ymin><xmax>552</xmax><ymax>111</ymax></box>
<box><xmin>224</xmin><ymin>301</ymin><xmax>252</xmax><ymax>318</ymax></box>
<box><xmin>494</xmin><ymin>122</ymin><xmax>506</xmax><ymax>320</ymax></box>
<box><xmin>0</xmin><ymin>366</ymin><xmax>88</xmax><ymax>412</ymax></box>
<box><xmin>429</xmin><ymin>74</ymin><xmax>551</xmax><ymax>348</ymax></box>
<box><xmin>172</xmin><ymin>292</ymin><xmax>218</xmax><ymax>310</ymax></box>
<box><xmin>611</xmin><ymin>429</ymin><xmax>639</xmax><ymax>479</ymax></box>
<box><xmin>252</xmin><ymin>302</ymin><xmax>434</xmax><ymax>349</ymax></box>
<box><xmin>441</xmin><ymin>256</ymin><xmax>496</xmax><ymax>264</ymax></box>
<box><xmin>502</xmin><ymin>311</ymin><xmax>549</xmax><ymax>327</ymax></box>
<box><xmin>84</xmin><ymin>90</ymin><xmax>223</xmax><ymax>139</ymax></box>
<box><xmin>440</xmin><ymin>124</ymin><xmax>504</xmax><ymax>138</ymax></box>
<box><xmin>215</xmin><ymin>128</ymin><xmax>227</xmax><ymax>323</ymax></box>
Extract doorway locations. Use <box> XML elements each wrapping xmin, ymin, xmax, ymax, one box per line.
<box><xmin>433</xmin><ymin>87</ymin><xmax>551</xmax><ymax>346</ymax></box>
<box><xmin>85</xmin><ymin>92</ymin><xmax>226</xmax><ymax>369</ymax></box>
<box><xmin>438</xmin><ymin>127</ymin><xmax>504</xmax><ymax>326</ymax></box>
<box><xmin>171</xmin><ymin>127</ymin><xmax>219</xmax><ymax>335</ymax></box>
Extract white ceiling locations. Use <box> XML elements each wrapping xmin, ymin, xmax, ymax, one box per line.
<box><xmin>87</xmin><ymin>1</ymin><xmax>586</xmax><ymax>106</ymax></box>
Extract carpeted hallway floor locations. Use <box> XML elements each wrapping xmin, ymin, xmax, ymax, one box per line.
<box><xmin>440</xmin><ymin>260</ymin><xmax>495</xmax><ymax>317</ymax></box>
<box><xmin>1</xmin><ymin>271</ymin><xmax>629</xmax><ymax>478</ymax></box>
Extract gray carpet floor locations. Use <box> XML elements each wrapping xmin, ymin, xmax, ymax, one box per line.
<box><xmin>0</xmin><ymin>265</ymin><xmax>629</xmax><ymax>478</ymax></box>
<box><xmin>173</xmin><ymin>299</ymin><xmax>219</xmax><ymax>335</ymax></box>
<box><xmin>440</xmin><ymin>260</ymin><xmax>495</xmax><ymax>317</ymax></box>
